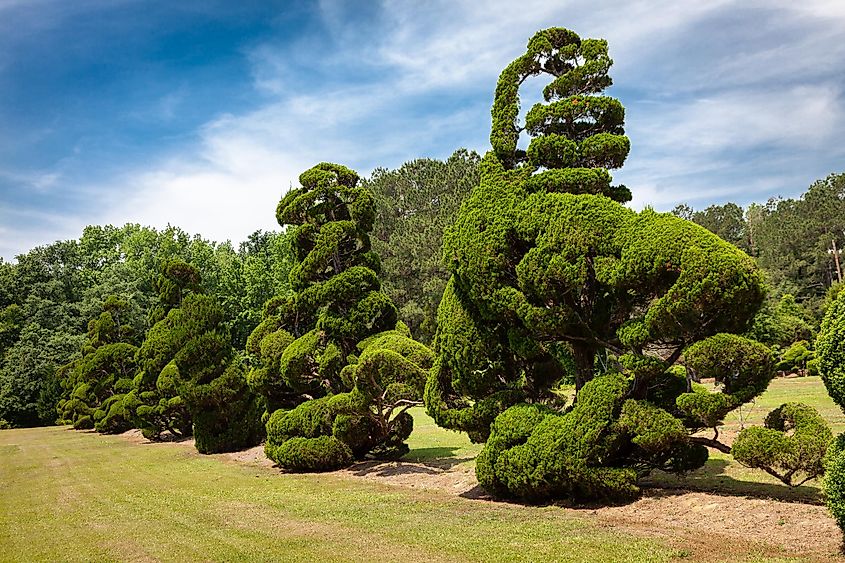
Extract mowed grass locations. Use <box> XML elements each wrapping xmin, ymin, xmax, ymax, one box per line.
<box><xmin>1</xmin><ymin>427</ymin><xmax>679</xmax><ymax>562</ymax></box>
<box><xmin>0</xmin><ymin>375</ymin><xmax>837</xmax><ymax>562</ymax></box>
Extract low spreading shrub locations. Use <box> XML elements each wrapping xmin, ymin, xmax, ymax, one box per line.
<box><xmin>732</xmin><ymin>402</ymin><xmax>831</xmax><ymax>486</ymax></box>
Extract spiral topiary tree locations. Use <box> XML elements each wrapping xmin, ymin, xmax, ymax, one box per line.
<box><xmin>56</xmin><ymin>296</ymin><xmax>137</xmax><ymax>432</ymax></box>
<box><xmin>424</xmin><ymin>27</ymin><xmax>773</xmax><ymax>501</ymax></box>
<box><xmin>248</xmin><ymin>163</ymin><xmax>433</xmax><ymax>471</ymax></box>
<box><xmin>817</xmin><ymin>288</ymin><xmax>845</xmax><ymax>530</ymax></box>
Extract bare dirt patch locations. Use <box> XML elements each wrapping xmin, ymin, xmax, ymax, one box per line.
<box><xmin>214</xmin><ymin>444</ymin><xmax>275</xmax><ymax>468</ymax></box>
<box><xmin>340</xmin><ymin>459</ymin><xmax>844</xmax><ymax>559</ymax></box>
<box><xmin>591</xmin><ymin>489</ymin><xmax>843</xmax><ymax>561</ymax></box>
<box><xmin>341</xmin><ymin>458</ymin><xmax>481</xmax><ymax>497</ymax></box>
<box><xmin>117</xmin><ymin>428</ymin><xmax>194</xmax><ymax>446</ymax></box>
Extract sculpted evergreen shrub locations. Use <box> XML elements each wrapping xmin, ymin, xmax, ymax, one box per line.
<box><xmin>126</xmin><ymin>260</ymin><xmax>199</xmax><ymax>440</ymax></box>
<box><xmin>56</xmin><ymin>296</ymin><xmax>138</xmax><ymax>433</ymax></box>
<box><xmin>732</xmin><ymin>402</ymin><xmax>831</xmax><ymax>486</ymax></box>
<box><xmin>131</xmin><ymin>260</ymin><xmax>264</xmax><ymax>453</ymax></box>
<box><xmin>818</xmin><ymin>289</ymin><xmax>845</xmax><ymax>530</ymax></box>
<box><xmin>425</xmin><ymin>27</ymin><xmax>771</xmax><ymax>501</ymax></box>
<box><xmin>248</xmin><ymin>163</ymin><xmax>433</xmax><ymax>471</ymax></box>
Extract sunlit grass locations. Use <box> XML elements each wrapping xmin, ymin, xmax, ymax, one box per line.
<box><xmin>1</xmin><ymin>426</ymin><xmax>679</xmax><ymax>562</ymax></box>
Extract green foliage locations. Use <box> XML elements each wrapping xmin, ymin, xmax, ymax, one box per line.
<box><xmin>148</xmin><ymin>258</ymin><xmax>203</xmax><ymax>324</ymax></box>
<box><xmin>0</xmin><ymin>222</ymin><xmax>294</xmax><ymax>428</ymax></box>
<box><xmin>427</xmin><ymin>27</ymin><xmax>769</xmax><ymax>502</ymax></box>
<box><xmin>825</xmin><ymin>433</ymin><xmax>845</xmax><ymax>531</ymax></box>
<box><xmin>251</xmin><ymin>163</ymin><xmax>434</xmax><ymax>470</ymax></box>
<box><xmin>1</xmin><ymin>325</ymin><xmax>84</xmax><ymax>427</ymax></box>
<box><xmin>818</xmin><ymin>288</ymin><xmax>845</xmax><ymax>411</ymax></box>
<box><xmin>133</xmin><ymin>262</ymin><xmax>264</xmax><ymax>453</ymax></box>
<box><xmin>775</xmin><ymin>340</ymin><xmax>816</xmax><ymax>375</ymax></box>
<box><xmin>54</xmin><ymin>299</ymin><xmax>139</xmax><ymax>431</ymax></box>
<box><xmin>684</xmin><ymin>203</ymin><xmax>749</xmax><ymax>252</ymax></box>
<box><xmin>475</xmin><ymin>374</ymin><xmax>704</xmax><ymax>501</ymax></box>
<box><xmin>489</xmin><ymin>28</ymin><xmax>626</xmax><ymax>196</ymax></box>
<box><xmin>93</xmin><ymin>393</ymin><xmax>133</xmax><ymax>434</ymax></box>
<box><xmin>270</xmin><ymin>435</ymin><xmax>354</xmax><ymax>472</ymax></box>
<box><xmin>814</xmin><ymin>286</ymin><xmax>845</xmax><ymax>530</ymax></box>
<box><xmin>365</xmin><ymin>149</ymin><xmax>481</xmax><ymax>344</ymax></box>
<box><xmin>732</xmin><ymin>402</ymin><xmax>832</xmax><ymax>486</ymax></box>
<box><xmin>748</xmin><ymin>294</ymin><xmax>814</xmax><ymax>348</ymax></box>
<box><xmin>681</xmin><ymin>333</ymin><xmax>774</xmax><ymax>414</ymax></box>
<box><xmin>679</xmin><ymin>174</ymin><xmax>845</xmax><ymax>321</ymax></box>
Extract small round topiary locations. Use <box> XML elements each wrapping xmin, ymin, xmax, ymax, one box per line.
<box><xmin>269</xmin><ymin>435</ymin><xmax>354</xmax><ymax>472</ymax></box>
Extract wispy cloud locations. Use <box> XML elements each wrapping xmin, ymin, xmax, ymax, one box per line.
<box><xmin>2</xmin><ymin>0</ymin><xmax>845</xmax><ymax>260</ymax></box>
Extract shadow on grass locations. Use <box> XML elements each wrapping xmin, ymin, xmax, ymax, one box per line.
<box><xmin>642</xmin><ymin>457</ymin><xmax>823</xmax><ymax>505</ymax></box>
<box><xmin>402</xmin><ymin>446</ymin><xmax>468</xmax><ymax>463</ymax></box>
<box><xmin>348</xmin><ymin>447</ymin><xmax>474</xmax><ymax>477</ymax></box>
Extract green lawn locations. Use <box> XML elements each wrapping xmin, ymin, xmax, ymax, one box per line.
<box><xmin>0</xmin><ymin>376</ymin><xmax>839</xmax><ymax>562</ymax></box>
<box><xmin>0</xmin><ymin>426</ymin><xmax>681</xmax><ymax>562</ymax></box>
<box><xmin>646</xmin><ymin>376</ymin><xmax>842</xmax><ymax>502</ymax></box>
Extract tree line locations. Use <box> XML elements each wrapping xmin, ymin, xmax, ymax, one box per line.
<box><xmin>673</xmin><ymin>173</ymin><xmax>845</xmax><ymax>327</ymax></box>
<box><xmin>0</xmin><ymin>151</ymin><xmax>477</xmax><ymax>430</ymax></box>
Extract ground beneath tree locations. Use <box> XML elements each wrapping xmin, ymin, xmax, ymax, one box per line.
<box><xmin>118</xmin><ymin>430</ymin><xmax>844</xmax><ymax>561</ymax></box>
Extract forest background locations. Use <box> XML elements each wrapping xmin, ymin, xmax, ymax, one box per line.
<box><xmin>0</xmin><ymin>149</ymin><xmax>842</xmax><ymax>429</ymax></box>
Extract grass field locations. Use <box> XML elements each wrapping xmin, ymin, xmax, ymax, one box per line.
<box><xmin>0</xmin><ymin>376</ymin><xmax>842</xmax><ymax>562</ymax></box>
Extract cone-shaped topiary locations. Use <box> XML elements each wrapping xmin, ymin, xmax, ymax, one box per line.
<box><xmin>248</xmin><ymin>163</ymin><xmax>433</xmax><ymax>471</ymax></box>
<box><xmin>425</xmin><ymin>27</ymin><xmax>771</xmax><ymax>502</ymax></box>
<box><xmin>56</xmin><ymin>296</ymin><xmax>138</xmax><ymax>433</ymax></box>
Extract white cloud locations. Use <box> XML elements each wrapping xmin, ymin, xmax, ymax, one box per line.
<box><xmin>95</xmin><ymin>0</ymin><xmax>740</xmax><ymax>249</ymax></box>
<box><xmin>6</xmin><ymin>0</ymin><xmax>845</xmax><ymax>259</ymax></box>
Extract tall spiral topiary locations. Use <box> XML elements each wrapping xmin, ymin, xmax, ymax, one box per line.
<box><xmin>248</xmin><ymin>163</ymin><xmax>433</xmax><ymax>471</ymax></box>
<box><xmin>425</xmin><ymin>27</ymin><xmax>772</xmax><ymax>501</ymax></box>
<box><xmin>56</xmin><ymin>296</ymin><xmax>137</xmax><ymax>432</ymax></box>
<box><xmin>817</xmin><ymin>288</ymin><xmax>845</xmax><ymax>530</ymax></box>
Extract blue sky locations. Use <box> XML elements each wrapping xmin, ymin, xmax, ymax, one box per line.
<box><xmin>1</xmin><ymin>0</ymin><xmax>844</xmax><ymax>260</ymax></box>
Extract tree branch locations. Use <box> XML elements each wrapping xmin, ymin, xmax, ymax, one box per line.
<box><xmin>689</xmin><ymin>435</ymin><xmax>731</xmax><ymax>454</ymax></box>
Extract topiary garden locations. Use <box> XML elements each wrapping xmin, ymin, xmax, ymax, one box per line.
<box><xmin>31</xmin><ymin>23</ymin><xmax>845</xmax><ymax>548</ymax></box>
